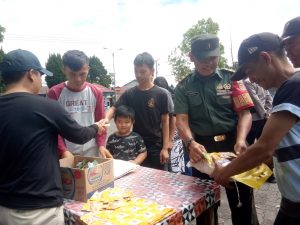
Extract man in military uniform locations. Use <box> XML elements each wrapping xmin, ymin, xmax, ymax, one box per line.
<box><xmin>174</xmin><ymin>34</ymin><xmax>259</xmax><ymax>225</ymax></box>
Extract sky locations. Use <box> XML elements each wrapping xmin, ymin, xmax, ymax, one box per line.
<box><xmin>0</xmin><ymin>0</ymin><xmax>299</xmax><ymax>87</ymax></box>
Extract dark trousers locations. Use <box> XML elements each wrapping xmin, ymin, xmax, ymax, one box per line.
<box><xmin>194</xmin><ymin>132</ymin><xmax>259</xmax><ymax>225</ymax></box>
<box><xmin>246</xmin><ymin>119</ymin><xmax>267</xmax><ymax>145</ymax></box>
<box><xmin>274</xmin><ymin>210</ymin><xmax>300</xmax><ymax>225</ymax></box>
<box><xmin>274</xmin><ymin>197</ymin><xmax>300</xmax><ymax>225</ymax></box>
<box><xmin>141</xmin><ymin>142</ymin><xmax>168</xmax><ymax>171</ymax></box>
<box><xmin>247</xmin><ymin>119</ymin><xmax>274</xmax><ymax>170</ymax></box>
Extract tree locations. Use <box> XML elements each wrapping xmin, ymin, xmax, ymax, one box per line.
<box><xmin>0</xmin><ymin>47</ymin><xmax>5</xmax><ymax>93</ymax></box>
<box><xmin>168</xmin><ymin>18</ymin><xmax>229</xmax><ymax>82</ymax></box>
<box><xmin>45</xmin><ymin>53</ymin><xmax>65</xmax><ymax>88</ymax></box>
<box><xmin>88</xmin><ymin>56</ymin><xmax>111</xmax><ymax>87</ymax></box>
<box><xmin>45</xmin><ymin>54</ymin><xmax>112</xmax><ymax>88</ymax></box>
<box><xmin>0</xmin><ymin>25</ymin><xmax>5</xmax><ymax>43</ymax></box>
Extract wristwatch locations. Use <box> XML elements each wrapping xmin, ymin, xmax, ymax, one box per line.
<box><xmin>185</xmin><ymin>137</ymin><xmax>194</xmax><ymax>153</ymax></box>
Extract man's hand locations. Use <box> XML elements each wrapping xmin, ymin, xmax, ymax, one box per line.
<box><xmin>160</xmin><ymin>148</ymin><xmax>170</xmax><ymax>164</ymax></box>
<box><xmin>94</xmin><ymin>120</ymin><xmax>108</xmax><ymax>135</ymax></box>
<box><xmin>61</xmin><ymin>150</ymin><xmax>74</xmax><ymax>159</ymax></box>
<box><xmin>211</xmin><ymin>158</ymin><xmax>231</xmax><ymax>187</ymax></box>
<box><xmin>189</xmin><ymin>140</ymin><xmax>207</xmax><ymax>163</ymax></box>
<box><xmin>99</xmin><ymin>118</ymin><xmax>110</xmax><ymax>126</ymax></box>
<box><xmin>234</xmin><ymin>140</ymin><xmax>247</xmax><ymax>155</ymax></box>
<box><xmin>99</xmin><ymin>146</ymin><xmax>113</xmax><ymax>159</ymax></box>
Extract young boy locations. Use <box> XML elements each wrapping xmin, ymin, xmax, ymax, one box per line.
<box><xmin>106</xmin><ymin>105</ymin><xmax>147</xmax><ymax>165</ymax></box>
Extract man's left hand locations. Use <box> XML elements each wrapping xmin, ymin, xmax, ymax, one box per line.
<box><xmin>211</xmin><ymin>158</ymin><xmax>231</xmax><ymax>187</ymax></box>
<box><xmin>99</xmin><ymin>146</ymin><xmax>113</xmax><ymax>158</ymax></box>
<box><xmin>160</xmin><ymin>148</ymin><xmax>170</xmax><ymax>164</ymax></box>
<box><xmin>234</xmin><ymin>140</ymin><xmax>247</xmax><ymax>155</ymax></box>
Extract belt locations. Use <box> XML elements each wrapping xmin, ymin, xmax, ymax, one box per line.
<box><xmin>195</xmin><ymin>131</ymin><xmax>236</xmax><ymax>143</ymax></box>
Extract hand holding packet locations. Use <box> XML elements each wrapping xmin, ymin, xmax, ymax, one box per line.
<box><xmin>187</xmin><ymin>152</ymin><xmax>273</xmax><ymax>189</ymax></box>
<box><xmin>187</xmin><ymin>152</ymin><xmax>235</xmax><ymax>176</ymax></box>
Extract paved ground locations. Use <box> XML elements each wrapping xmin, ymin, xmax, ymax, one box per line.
<box><xmin>107</xmin><ymin>120</ymin><xmax>281</xmax><ymax>225</ymax></box>
<box><xmin>218</xmin><ymin>183</ymin><xmax>281</xmax><ymax>225</ymax></box>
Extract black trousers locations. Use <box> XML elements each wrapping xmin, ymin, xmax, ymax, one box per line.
<box><xmin>246</xmin><ymin>119</ymin><xmax>267</xmax><ymax>145</ymax></box>
<box><xmin>194</xmin><ymin>132</ymin><xmax>259</xmax><ymax>225</ymax></box>
<box><xmin>274</xmin><ymin>197</ymin><xmax>300</xmax><ymax>225</ymax></box>
<box><xmin>247</xmin><ymin>119</ymin><xmax>274</xmax><ymax>170</ymax></box>
<box><xmin>141</xmin><ymin>142</ymin><xmax>168</xmax><ymax>171</ymax></box>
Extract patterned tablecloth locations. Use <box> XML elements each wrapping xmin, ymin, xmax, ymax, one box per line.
<box><xmin>64</xmin><ymin>166</ymin><xmax>220</xmax><ymax>225</ymax></box>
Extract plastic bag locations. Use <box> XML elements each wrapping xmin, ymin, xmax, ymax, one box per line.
<box><xmin>188</xmin><ymin>152</ymin><xmax>272</xmax><ymax>189</ymax></box>
<box><xmin>187</xmin><ymin>152</ymin><xmax>236</xmax><ymax>175</ymax></box>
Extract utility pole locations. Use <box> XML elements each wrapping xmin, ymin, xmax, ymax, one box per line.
<box><xmin>155</xmin><ymin>58</ymin><xmax>159</xmax><ymax>77</ymax></box>
<box><xmin>230</xmin><ymin>32</ymin><xmax>235</xmax><ymax>69</ymax></box>
<box><xmin>103</xmin><ymin>47</ymin><xmax>123</xmax><ymax>102</ymax></box>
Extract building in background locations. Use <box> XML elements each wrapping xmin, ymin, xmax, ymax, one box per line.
<box><xmin>115</xmin><ymin>79</ymin><xmax>138</xmax><ymax>100</ymax></box>
<box><xmin>93</xmin><ymin>84</ymin><xmax>114</xmax><ymax>109</ymax></box>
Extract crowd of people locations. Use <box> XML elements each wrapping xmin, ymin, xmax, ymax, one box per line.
<box><xmin>0</xmin><ymin>16</ymin><xmax>300</xmax><ymax>225</ymax></box>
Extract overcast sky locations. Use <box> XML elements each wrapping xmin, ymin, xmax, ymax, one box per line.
<box><xmin>0</xmin><ymin>0</ymin><xmax>299</xmax><ymax>86</ymax></box>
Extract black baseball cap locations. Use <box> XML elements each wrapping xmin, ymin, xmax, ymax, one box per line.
<box><xmin>0</xmin><ymin>49</ymin><xmax>53</xmax><ymax>76</ymax></box>
<box><xmin>282</xmin><ymin>16</ymin><xmax>300</xmax><ymax>41</ymax></box>
<box><xmin>231</xmin><ymin>32</ymin><xmax>282</xmax><ymax>81</ymax></box>
<box><xmin>190</xmin><ymin>34</ymin><xmax>220</xmax><ymax>59</ymax></box>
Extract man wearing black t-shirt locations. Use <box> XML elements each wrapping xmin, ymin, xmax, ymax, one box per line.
<box><xmin>0</xmin><ymin>49</ymin><xmax>104</xmax><ymax>225</ymax></box>
<box><xmin>102</xmin><ymin>52</ymin><xmax>171</xmax><ymax>170</ymax></box>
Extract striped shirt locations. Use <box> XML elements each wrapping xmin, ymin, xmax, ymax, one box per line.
<box><xmin>272</xmin><ymin>71</ymin><xmax>300</xmax><ymax>202</ymax></box>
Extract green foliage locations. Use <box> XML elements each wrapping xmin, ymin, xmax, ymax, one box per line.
<box><xmin>88</xmin><ymin>56</ymin><xmax>111</xmax><ymax>87</ymax></box>
<box><xmin>44</xmin><ymin>54</ymin><xmax>112</xmax><ymax>88</ymax></box>
<box><xmin>168</xmin><ymin>18</ymin><xmax>229</xmax><ymax>82</ymax></box>
<box><xmin>45</xmin><ymin>53</ymin><xmax>65</xmax><ymax>88</ymax></box>
<box><xmin>0</xmin><ymin>25</ymin><xmax>5</xmax><ymax>43</ymax></box>
<box><xmin>0</xmin><ymin>48</ymin><xmax>5</xmax><ymax>93</ymax></box>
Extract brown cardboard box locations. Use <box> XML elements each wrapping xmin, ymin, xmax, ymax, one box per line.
<box><xmin>60</xmin><ymin>156</ymin><xmax>114</xmax><ymax>202</ymax></box>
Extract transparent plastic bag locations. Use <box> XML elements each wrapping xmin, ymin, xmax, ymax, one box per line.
<box><xmin>188</xmin><ymin>152</ymin><xmax>272</xmax><ymax>189</ymax></box>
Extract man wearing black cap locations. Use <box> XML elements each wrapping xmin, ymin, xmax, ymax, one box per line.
<box><xmin>174</xmin><ymin>34</ymin><xmax>258</xmax><ymax>225</ymax></box>
<box><xmin>0</xmin><ymin>49</ymin><xmax>105</xmax><ymax>225</ymax></box>
<box><xmin>212</xmin><ymin>32</ymin><xmax>300</xmax><ymax>225</ymax></box>
<box><xmin>282</xmin><ymin>16</ymin><xmax>300</xmax><ymax>68</ymax></box>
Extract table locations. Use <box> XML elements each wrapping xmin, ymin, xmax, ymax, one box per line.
<box><xmin>64</xmin><ymin>166</ymin><xmax>220</xmax><ymax>225</ymax></box>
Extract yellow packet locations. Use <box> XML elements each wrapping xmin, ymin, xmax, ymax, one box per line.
<box><xmin>80</xmin><ymin>212</ymin><xmax>114</xmax><ymax>225</ymax></box>
<box><xmin>232</xmin><ymin>163</ymin><xmax>273</xmax><ymax>189</ymax></box>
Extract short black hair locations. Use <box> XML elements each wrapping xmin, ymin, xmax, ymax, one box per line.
<box><xmin>154</xmin><ymin>76</ymin><xmax>174</xmax><ymax>95</ymax></box>
<box><xmin>133</xmin><ymin>52</ymin><xmax>154</xmax><ymax>69</ymax></box>
<box><xmin>114</xmin><ymin>105</ymin><xmax>135</xmax><ymax>122</ymax></box>
<box><xmin>1</xmin><ymin>71</ymin><xmax>27</xmax><ymax>85</ymax></box>
<box><xmin>62</xmin><ymin>50</ymin><xmax>89</xmax><ymax>71</ymax></box>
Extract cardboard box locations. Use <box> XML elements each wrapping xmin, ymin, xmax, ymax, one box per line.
<box><xmin>60</xmin><ymin>156</ymin><xmax>114</xmax><ymax>202</ymax></box>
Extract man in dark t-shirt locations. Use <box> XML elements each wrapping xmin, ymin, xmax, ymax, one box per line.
<box><xmin>0</xmin><ymin>49</ymin><xmax>103</xmax><ymax>225</ymax></box>
<box><xmin>102</xmin><ymin>52</ymin><xmax>171</xmax><ymax>170</ymax></box>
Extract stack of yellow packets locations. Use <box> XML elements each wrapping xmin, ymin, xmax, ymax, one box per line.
<box><xmin>80</xmin><ymin>187</ymin><xmax>176</xmax><ymax>225</ymax></box>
